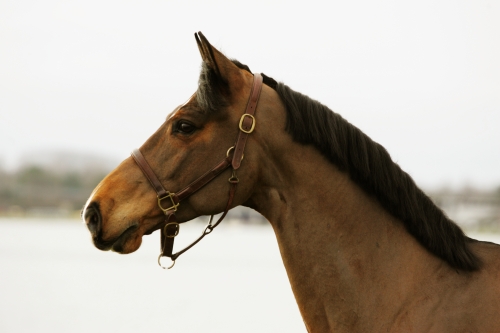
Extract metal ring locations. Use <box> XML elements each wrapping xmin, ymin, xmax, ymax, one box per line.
<box><xmin>158</xmin><ymin>254</ymin><xmax>176</xmax><ymax>269</ymax></box>
<box><xmin>226</xmin><ymin>146</ymin><xmax>244</xmax><ymax>161</ymax></box>
<box><xmin>204</xmin><ymin>224</ymin><xmax>213</xmax><ymax>235</ymax></box>
<box><xmin>228</xmin><ymin>169</ymin><xmax>239</xmax><ymax>184</ymax></box>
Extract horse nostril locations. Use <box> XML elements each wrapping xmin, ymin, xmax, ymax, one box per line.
<box><xmin>84</xmin><ymin>203</ymin><xmax>101</xmax><ymax>236</ymax></box>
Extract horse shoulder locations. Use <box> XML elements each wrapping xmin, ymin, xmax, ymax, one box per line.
<box><xmin>473</xmin><ymin>240</ymin><xmax>500</xmax><ymax>288</ymax></box>
<box><xmin>402</xmin><ymin>241</ymin><xmax>500</xmax><ymax>332</ymax></box>
<box><xmin>457</xmin><ymin>240</ymin><xmax>500</xmax><ymax>331</ymax></box>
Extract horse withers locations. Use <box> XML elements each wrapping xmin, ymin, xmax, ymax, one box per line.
<box><xmin>83</xmin><ymin>32</ymin><xmax>500</xmax><ymax>332</ymax></box>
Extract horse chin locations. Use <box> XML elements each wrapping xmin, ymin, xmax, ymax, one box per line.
<box><xmin>111</xmin><ymin>229</ymin><xmax>143</xmax><ymax>254</ymax></box>
<box><xmin>93</xmin><ymin>224</ymin><xmax>143</xmax><ymax>254</ymax></box>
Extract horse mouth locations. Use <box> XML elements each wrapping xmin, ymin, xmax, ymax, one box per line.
<box><xmin>93</xmin><ymin>224</ymin><xmax>140</xmax><ymax>253</ymax></box>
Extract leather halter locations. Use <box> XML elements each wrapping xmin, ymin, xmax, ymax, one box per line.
<box><xmin>131</xmin><ymin>73</ymin><xmax>263</xmax><ymax>269</ymax></box>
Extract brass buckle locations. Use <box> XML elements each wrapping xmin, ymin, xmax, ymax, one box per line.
<box><xmin>239</xmin><ymin>114</ymin><xmax>255</xmax><ymax>134</ymax></box>
<box><xmin>164</xmin><ymin>222</ymin><xmax>180</xmax><ymax>238</ymax></box>
<box><xmin>157</xmin><ymin>192</ymin><xmax>179</xmax><ymax>213</ymax></box>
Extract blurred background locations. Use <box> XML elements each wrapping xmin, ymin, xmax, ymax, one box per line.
<box><xmin>1</xmin><ymin>1</ymin><xmax>499</xmax><ymax>332</ymax></box>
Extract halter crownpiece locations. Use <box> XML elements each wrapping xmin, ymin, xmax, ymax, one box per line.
<box><xmin>131</xmin><ymin>73</ymin><xmax>263</xmax><ymax>269</ymax></box>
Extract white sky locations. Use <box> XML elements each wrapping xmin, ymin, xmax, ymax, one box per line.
<box><xmin>1</xmin><ymin>0</ymin><xmax>499</xmax><ymax>189</ymax></box>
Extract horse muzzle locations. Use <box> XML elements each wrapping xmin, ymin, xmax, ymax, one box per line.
<box><xmin>83</xmin><ymin>202</ymin><xmax>140</xmax><ymax>253</ymax></box>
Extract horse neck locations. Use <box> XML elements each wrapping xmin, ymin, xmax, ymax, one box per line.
<box><xmin>248</xmin><ymin>142</ymin><xmax>445</xmax><ymax>332</ymax></box>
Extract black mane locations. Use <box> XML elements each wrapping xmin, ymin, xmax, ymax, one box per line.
<box><xmin>198</xmin><ymin>60</ymin><xmax>481</xmax><ymax>271</ymax></box>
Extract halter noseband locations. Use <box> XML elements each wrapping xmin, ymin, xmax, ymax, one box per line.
<box><xmin>131</xmin><ymin>73</ymin><xmax>263</xmax><ymax>269</ymax></box>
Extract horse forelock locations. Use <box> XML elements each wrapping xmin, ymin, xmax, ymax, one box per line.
<box><xmin>196</xmin><ymin>62</ymin><xmax>229</xmax><ymax>114</ymax></box>
<box><xmin>196</xmin><ymin>59</ymin><xmax>276</xmax><ymax>113</ymax></box>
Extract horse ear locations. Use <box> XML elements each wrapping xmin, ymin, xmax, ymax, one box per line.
<box><xmin>194</xmin><ymin>32</ymin><xmax>244</xmax><ymax>88</ymax></box>
<box><xmin>195</xmin><ymin>32</ymin><xmax>221</xmax><ymax>76</ymax></box>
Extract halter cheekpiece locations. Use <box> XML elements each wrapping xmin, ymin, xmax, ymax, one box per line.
<box><xmin>131</xmin><ymin>73</ymin><xmax>263</xmax><ymax>269</ymax></box>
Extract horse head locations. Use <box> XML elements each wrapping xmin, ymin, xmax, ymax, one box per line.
<box><xmin>82</xmin><ymin>32</ymin><xmax>282</xmax><ymax>255</ymax></box>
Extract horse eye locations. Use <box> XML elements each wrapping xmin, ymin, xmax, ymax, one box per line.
<box><xmin>175</xmin><ymin>121</ymin><xmax>196</xmax><ymax>134</ymax></box>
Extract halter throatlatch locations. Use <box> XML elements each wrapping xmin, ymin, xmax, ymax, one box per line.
<box><xmin>131</xmin><ymin>73</ymin><xmax>263</xmax><ymax>269</ymax></box>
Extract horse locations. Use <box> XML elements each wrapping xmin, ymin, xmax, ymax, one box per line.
<box><xmin>83</xmin><ymin>32</ymin><xmax>500</xmax><ymax>332</ymax></box>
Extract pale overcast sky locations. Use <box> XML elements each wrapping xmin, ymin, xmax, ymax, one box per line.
<box><xmin>1</xmin><ymin>0</ymin><xmax>499</xmax><ymax>189</ymax></box>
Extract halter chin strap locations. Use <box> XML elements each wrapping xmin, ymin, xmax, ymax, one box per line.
<box><xmin>131</xmin><ymin>73</ymin><xmax>263</xmax><ymax>269</ymax></box>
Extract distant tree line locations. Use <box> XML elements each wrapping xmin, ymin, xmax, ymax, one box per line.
<box><xmin>0</xmin><ymin>164</ymin><xmax>108</xmax><ymax>215</ymax></box>
<box><xmin>1</xmin><ymin>158</ymin><xmax>499</xmax><ymax>227</ymax></box>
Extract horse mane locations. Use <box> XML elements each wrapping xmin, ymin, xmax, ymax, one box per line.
<box><xmin>198</xmin><ymin>59</ymin><xmax>481</xmax><ymax>271</ymax></box>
